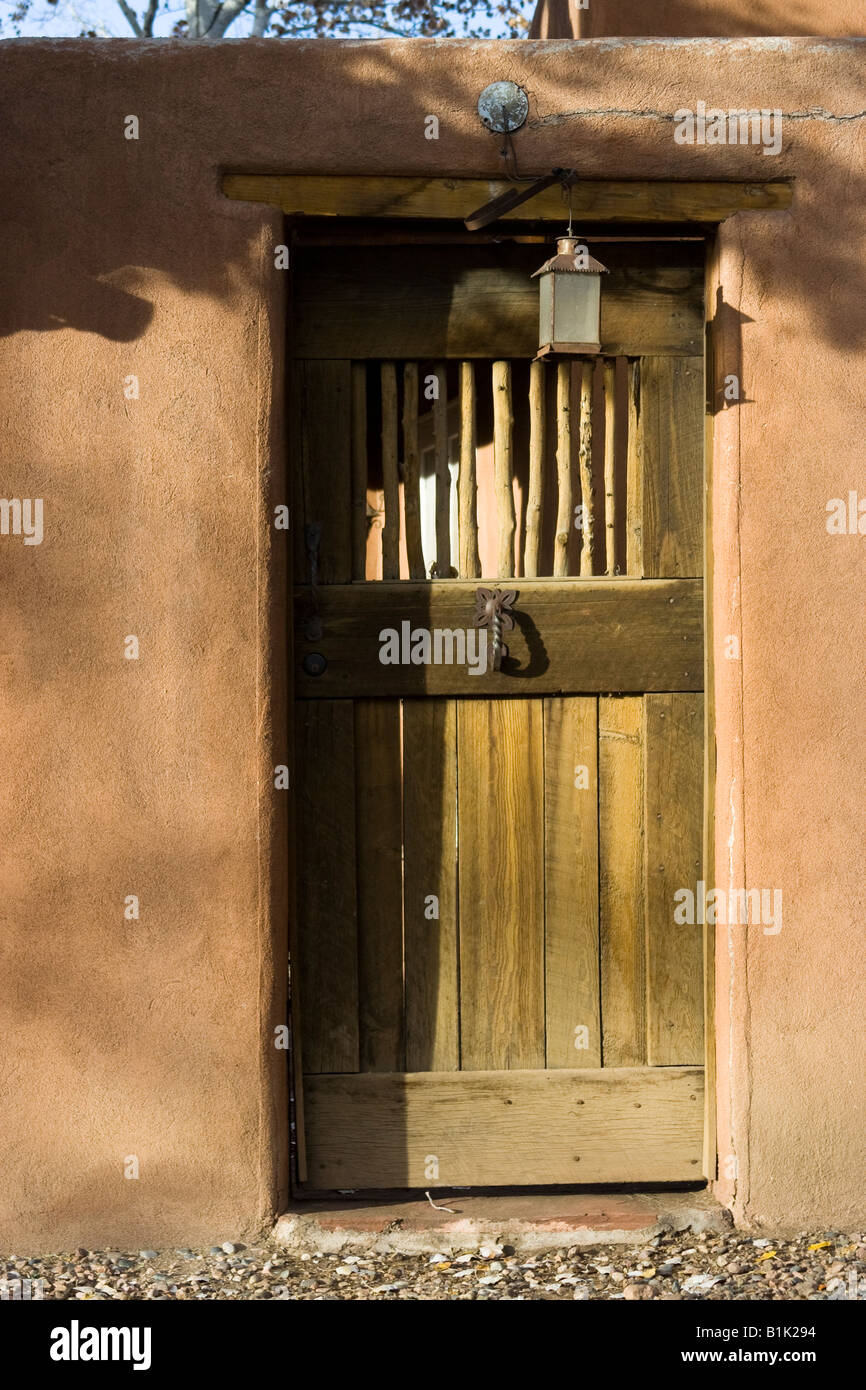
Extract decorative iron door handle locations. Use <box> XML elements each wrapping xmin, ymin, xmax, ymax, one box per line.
<box><xmin>474</xmin><ymin>587</ymin><xmax>517</xmax><ymax>671</ymax></box>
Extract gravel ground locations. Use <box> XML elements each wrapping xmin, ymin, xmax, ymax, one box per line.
<box><xmin>4</xmin><ymin>1230</ymin><xmax>865</xmax><ymax>1300</ymax></box>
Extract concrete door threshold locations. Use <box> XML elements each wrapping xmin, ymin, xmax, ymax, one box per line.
<box><xmin>274</xmin><ymin>1188</ymin><xmax>731</xmax><ymax>1255</ymax></box>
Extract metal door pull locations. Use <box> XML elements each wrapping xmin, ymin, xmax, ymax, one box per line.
<box><xmin>474</xmin><ymin>587</ymin><xmax>517</xmax><ymax>671</ymax></box>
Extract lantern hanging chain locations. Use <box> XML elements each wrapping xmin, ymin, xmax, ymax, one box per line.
<box><xmin>563</xmin><ymin>177</ymin><xmax>575</xmax><ymax>236</ymax></box>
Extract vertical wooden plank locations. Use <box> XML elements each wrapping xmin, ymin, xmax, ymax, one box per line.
<box><xmin>525</xmin><ymin>359</ymin><xmax>545</xmax><ymax>578</ymax></box>
<box><xmin>578</xmin><ymin>358</ymin><xmax>595</xmax><ymax>576</ymax></box>
<box><xmin>544</xmin><ymin>697</ymin><xmax>601</xmax><ymax>1068</ymax></box>
<box><xmin>603</xmin><ymin>357</ymin><xmax>616</xmax><ymax>576</ymax></box>
<box><xmin>702</xmin><ymin>243</ymin><xmax>716</xmax><ymax>1176</ymax></box>
<box><xmin>645</xmin><ymin>693</ymin><xmax>704</xmax><ymax>1066</ymax></box>
<box><xmin>355</xmin><ymin>699</ymin><xmax>404</xmax><ymax>1072</ymax></box>
<box><xmin>296</xmin><ymin>700</ymin><xmax>358</xmax><ymax>1073</ymax></box>
<box><xmin>380</xmin><ymin>361</ymin><xmax>400</xmax><ymax>581</ymax></box>
<box><xmin>457</xmin><ymin>700</ymin><xmax>544</xmax><ymax>1070</ymax></box>
<box><xmin>351</xmin><ymin>362</ymin><xmax>368</xmax><ymax>581</ymax></box>
<box><xmin>458</xmin><ymin>361</ymin><xmax>481</xmax><ymax>579</ymax></box>
<box><xmin>599</xmin><ymin>696</ymin><xmax>646</xmax><ymax>1067</ymax></box>
<box><xmin>403</xmin><ymin>700</ymin><xmax>459</xmax><ymax>1071</ymax></box>
<box><xmin>289</xmin><ymin>363</ymin><xmax>306</xmax><ymax>587</ymax></box>
<box><xmin>285</xmin><ymin>539</ymin><xmax>307</xmax><ymax>1181</ymax></box>
<box><xmin>639</xmin><ymin>355</ymin><xmax>704</xmax><ymax>577</ymax></box>
<box><xmin>294</xmin><ymin>360</ymin><xmax>353</xmax><ymax>584</ymax></box>
<box><xmin>626</xmin><ymin>358</ymin><xmax>643</xmax><ymax>577</ymax></box>
<box><xmin>402</xmin><ymin>362</ymin><xmax>426</xmax><ymax>581</ymax></box>
<box><xmin>553</xmin><ymin>361</ymin><xmax>571</xmax><ymax>578</ymax></box>
<box><xmin>492</xmin><ymin>360</ymin><xmax>515</xmax><ymax>577</ymax></box>
<box><xmin>433</xmin><ymin>360</ymin><xmax>451</xmax><ymax>576</ymax></box>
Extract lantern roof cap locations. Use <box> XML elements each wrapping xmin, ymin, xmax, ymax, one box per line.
<box><xmin>532</xmin><ymin>235</ymin><xmax>609</xmax><ymax>277</ymax></box>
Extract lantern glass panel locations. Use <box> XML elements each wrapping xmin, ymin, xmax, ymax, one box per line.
<box><xmin>553</xmin><ymin>272</ymin><xmax>600</xmax><ymax>349</ymax></box>
<box><xmin>538</xmin><ymin>271</ymin><xmax>554</xmax><ymax>347</ymax></box>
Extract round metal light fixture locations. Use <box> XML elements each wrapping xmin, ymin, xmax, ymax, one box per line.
<box><xmin>477</xmin><ymin>81</ymin><xmax>529</xmax><ymax>135</ymax></box>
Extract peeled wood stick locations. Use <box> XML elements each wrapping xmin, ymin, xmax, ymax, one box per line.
<box><xmin>433</xmin><ymin>360</ymin><xmax>451</xmax><ymax>576</ymax></box>
<box><xmin>525</xmin><ymin>360</ymin><xmax>545</xmax><ymax>579</ymax></box>
<box><xmin>603</xmin><ymin>358</ymin><xmax>616</xmax><ymax>576</ymax></box>
<box><xmin>380</xmin><ymin>362</ymin><xmax>400</xmax><ymax>580</ymax></box>
<box><xmin>553</xmin><ymin>361</ymin><xmax>572</xmax><ymax>578</ymax></box>
<box><xmin>351</xmin><ymin>362</ymin><xmax>368</xmax><ymax>580</ymax></box>
<box><xmin>458</xmin><ymin>361</ymin><xmax>480</xmax><ymax>578</ymax></box>
<box><xmin>626</xmin><ymin>358</ymin><xmax>643</xmax><ymax>576</ymax></box>
<box><xmin>492</xmin><ymin>360</ymin><xmax>515</xmax><ymax>578</ymax></box>
<box><xmin>402</xmin><ymin>362</ymin><xmax>425</xmax><ymax>580</ymax></box>
<box><xmin>578</xmin><ymin>358</ymin><xmax>595</xmax><ymax>577</ymax></box>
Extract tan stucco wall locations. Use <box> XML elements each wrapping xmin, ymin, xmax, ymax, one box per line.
<box><xmin>579</xmin><ymin>0</ymin><xmax>863</xmax><ymax>38</ymax></box>
<box><xmin>1</xmin><ymin>36</ymin><xmax>864</xmax><ymax>1247</ymax></box>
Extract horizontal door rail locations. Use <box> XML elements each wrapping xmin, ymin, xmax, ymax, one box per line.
<box><xmin>302</xmin><ymin>1066</ymin><xmax>704</xmax><ymax>1188</ymax></box>
<box><xmin>295</xmin><ymin>577</ymin><xmax>703</xmax><ymax>696</ymax></box>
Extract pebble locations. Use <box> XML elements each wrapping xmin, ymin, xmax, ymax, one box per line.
<box><xmin>4</xmin><ymin>1229</ymin><xmax>861</xmax><ymax>1301</ymax></box>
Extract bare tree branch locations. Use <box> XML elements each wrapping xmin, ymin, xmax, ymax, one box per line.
<box><xmin>20</xmin><ymin>0</ymin><xmax>529</xmax><ymax>45</ymax></box>
<box><xmin>251</xmin><ymin>0</ymin><xmax>270</xmax><ymax>35</ymax></box>
<box><xmin>203</xmin><ymin>0</ymin><xmax>251</xmax><ymax>38</ymax></box>
<box><xmin>116</xmin><ymin>0</ymin><xmax>143</xmax><ymax>35</ymax></box>
<box><xmin>186</xmin><ymin>0</ymin><xmax>220</xmax><ymax>38</ymax></box>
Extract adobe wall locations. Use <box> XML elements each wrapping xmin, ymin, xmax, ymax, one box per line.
<box><xmin>578</xmin><ymin>0</ymin><xmax>863</xmax><ymax>38</ymax></box>
<box><xmin>0</xmin><ymin>36</ymin><xmax>864</xmax><ymax>1247</ymax></box>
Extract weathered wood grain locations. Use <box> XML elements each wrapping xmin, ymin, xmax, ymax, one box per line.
<box><xmin>350</xmin><ymin>362</ymin><xmax>368</xmax><ymax>581</ymax></box>
<box><xmin>578</xmin><ymin>359</ymin><xmax>595</xmax><ymax>576</ymax></box>
<box><xmin>525</xmin><ymin>359</ymin><xmax>545</xmax><ymax>579</ymax></box>
<box><xmin>544</xmin><ymin>697</ymin><xmax>601</xmax><ymax>1068</ymax></box>
<box><xmin>457</xmin><ymin>361</ymin><xmax>480</xmax><ymax>579</ymax></box>
<box><xmin>291</xmin><ymin>360</ymin><xmax>353</xmax><ymax>584</ymax></box>
<box><xmin>402</xmin><ymin>361</ymin><xmax>426</xmax><ymax>581</ymax></box>
<box><xmin>638</xmin><ymin>356</ymin><xmax>704</xmax><ymax>578</ymax></box>
<box><xmin>554</xmin><ymin>361</ymin><xmax>572</xmax><ymax>578</ymax></box>
<box><xmin>603</xmin><ymin>357</ymin><xmax>617</xmax><ymax>576</ymax></box>
<box><xmin>294</xmin><ymin>578</ymin><xmax>703</xmax><ymax>697</ymax></box>
<box><xmin>355</xmin><ymin>699</ymin><xmax>404</xmax><ymax>1072</ymax></box>
<box><xmin>492</xmin><ymin>360</ymin><xmax>516</xmax><ymax>577</ymax></box>
<box><xmin>225</xmin><ymin>172</ymin><xmax>791</xmax><ymax>224</ymax></box>
<box><xmin>380</xmin><ymin>362</ymin><xmax>400</xmax><ymax>581</ymax></box>
<box><xmin>626</xmin><ymin>357</ymin><xmax>643</xmax><ymax>576</ymax></box>
<box><xmin>599</xmin><ymin>696</ymin><xmax>646</xmax><ymax>1067</ymax></box>
<box><xmin>403</xmin><ymin>699</ymin><xmax>459</xmax><ymax>1071</ymax></box>
<box><xmin>289</xmin><ymin>243</ymin><xmax>706</xmax><ymax>359</ymax></box>
<box><xmin>303</xmin><ymin>1066</ymin><xmax>705</xmax><ymax>1187</ymax></box>
<box><xmin>295</xmin><ymin>700</ymin><xmax>358</xmax><ymax>1073</ymax></box>
<box><xmin>645</xmin><ymin>693</ymin><xmax>704</xmax><ymax>1066</ymax></box>
<box><xmin>457</xmin><ymin>700</ymin><xmax>545</xmax><ymax>1070</ymax></box>
<box><xmin>433</xmin><ymin>360</ymin><xmax>451</xmax><ymax>576</ymax></box>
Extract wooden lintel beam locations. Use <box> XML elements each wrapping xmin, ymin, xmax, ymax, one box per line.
<box><xmin>223</xmin><ymin>174</ymin><xmax>792</xmax><ymax>224</ymax></box>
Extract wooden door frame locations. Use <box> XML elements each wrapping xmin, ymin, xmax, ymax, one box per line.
<box><xmin>225</xmin><ymin>174</ymin><xmax>791</xmax><ymax>1191</ymax></box>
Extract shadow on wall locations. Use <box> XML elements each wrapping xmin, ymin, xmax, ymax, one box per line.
<box><xmin>0</xmin><ymin>40</ymin><xmax>863</xmax><ymax>356</ymax></box>
<box><xmin>1</xmin><ymin>37</ymin><xmax>865</xmax><ymax>1219</ymax></box>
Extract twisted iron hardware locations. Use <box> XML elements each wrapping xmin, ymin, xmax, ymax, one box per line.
<box><xmin>474</xmin><ymin>587</ymin><xmax>517</xmax><ymax>671</ymax></box>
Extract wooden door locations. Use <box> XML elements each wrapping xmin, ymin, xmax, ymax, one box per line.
<box><xmin>290</xmin><ymin>232</ymin><xmax>706</xmax><ymax>1189</ymax></box>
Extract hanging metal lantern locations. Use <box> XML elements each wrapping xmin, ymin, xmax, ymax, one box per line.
<box><xmin>531</xmin><ymin>235</ymin><xmax>608</xmax><ymax>358</ymax></box>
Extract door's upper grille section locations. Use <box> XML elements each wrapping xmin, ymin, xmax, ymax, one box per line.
<box><xmin>352</xmin><ymin>357</ymin><xmax>635</xmax><ymax>583</ymax></box>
